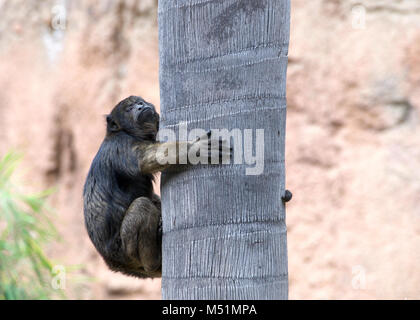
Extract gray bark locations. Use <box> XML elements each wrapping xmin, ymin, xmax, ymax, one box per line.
<box><xmin>158</xmin><ymin>0</ymin><xmax>290</xmax><ymax>300</ymax></box>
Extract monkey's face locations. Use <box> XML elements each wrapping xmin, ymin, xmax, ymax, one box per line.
<box><xmin>106</xmin><ymin>96</ymin><xmax>159</xmax><ymax>140</ymax></box>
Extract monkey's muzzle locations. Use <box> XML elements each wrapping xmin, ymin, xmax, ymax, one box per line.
<box><xmin>133</xmin><ymin>104</ymin><xmax>157</xmax><ymax>124</ymax></box>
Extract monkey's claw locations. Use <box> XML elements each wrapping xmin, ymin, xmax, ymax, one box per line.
<box><xmin>194</xmin><ymin>131</ymin><xmax>233</xmax><ymax>164</ymax></box>
<box><xmin>208</xmin><ymin>137</ymin><xmax>232</xmax><ymax>163</ymax></box>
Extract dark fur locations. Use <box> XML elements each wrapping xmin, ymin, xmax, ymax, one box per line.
<box><xmin>83</xmin><ymin>96</ymin><xmax>232</xmax><ymax>278</ymax></box>
<box><xmin>83</xmin><ymin>96</ymin><xmax>162</xmax><ymax>278</ymax></box>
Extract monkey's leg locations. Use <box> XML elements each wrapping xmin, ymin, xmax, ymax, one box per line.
<box><xmin>151</xmin><ymin>193</ymin><xmax>162</xmax><ymax>238</ymax></box>
<box><xmin>151</xmin><ymin>193</ymin><xmax>161</xmax><ymax>210</ymax></box>
<box><xmin>120</xmin><ymin>197</ymin><xmax>162</xmax><ymax>274</ymax></box>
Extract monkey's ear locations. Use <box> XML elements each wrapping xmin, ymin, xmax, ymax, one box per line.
<box><xmin>106</xmin><ymin>115</ymin><xmax>120</xmax><ymax>132</ymax></box>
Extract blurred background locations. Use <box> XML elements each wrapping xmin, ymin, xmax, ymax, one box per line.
<box><xmin>0</xmin><ymin>0</ymin><xmax>419</xmax><ymax>299</ymax></box>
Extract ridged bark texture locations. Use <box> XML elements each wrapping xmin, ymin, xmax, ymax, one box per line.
<box><xmin>158</xmin><ymin>0</ymin><xmax>290</xmax><ymax>300</ymax></box>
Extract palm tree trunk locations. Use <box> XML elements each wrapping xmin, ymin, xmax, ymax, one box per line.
<box><xmin>158</xmin><ymin>0</ymin><xmax>291</xmax><ymax>299</ymax></box>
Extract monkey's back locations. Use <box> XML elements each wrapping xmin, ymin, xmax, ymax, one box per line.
<box><xmin>83</xmin><ymin>136</ymin><xmax>154</xmax><ymax>267</ymax></box>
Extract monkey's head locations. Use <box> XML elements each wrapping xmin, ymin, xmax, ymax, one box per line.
<box><xmin>106</xmin><ymin>96</ymin><xmax>159</xmax><ymax>140</ymax></box>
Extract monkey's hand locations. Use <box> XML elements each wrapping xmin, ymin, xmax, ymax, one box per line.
<box><xmin>189</xmin><ymin>130</ymin><xmax>233</xmax><ymax>165</ymax></box>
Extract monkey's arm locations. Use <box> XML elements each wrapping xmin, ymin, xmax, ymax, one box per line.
<box><xmin>137</xmin><ymin>131</ymin><xmax>232</xmax><ymax>174</ymax></box>
<box><xmin>101</xmin><ymin>138</ymin><xmax>141</xmax><ymax>178</ymax></box>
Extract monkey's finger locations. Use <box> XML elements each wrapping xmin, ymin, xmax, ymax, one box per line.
<box><xmin>212</xmin><ymin>149</ymin><xmax>232</xmax><ymax>155</ymax></box>
<box><xmin>194</xmin><ymin>131</ymin><xmax>212</xmax><ymax>144</ymax></box>
<box><xmin>207</xmin><ymin>137</ymin><xmax>227</xmax><ymax>143</ymax></box>
<box><xmin>219</xmin><ymin>141</ymin><xmax>233</xmax><ymax>153</ymax></box>
<box><xmin>207</xmin><ymin>139</ymin><xmax>230</xmax><ymax>147</ymax></box>
<box><xmin>202</xmin><ymin>131</ymin><xmax>212</xmax><ymax>140</ymax></box>
<box><xmin>216</xmin><ymin>145</ymin><xmax>233</xmax><ymax>154</ymax></box>
<box><xmin>209</xmin><ymin>150</ymin><xmax>233</xmax><ymax>160</ymax></box>
<box><xmin>208</xmin><ymin>139</ymin><xmax>231</xmax><ymax>149</ymax></box>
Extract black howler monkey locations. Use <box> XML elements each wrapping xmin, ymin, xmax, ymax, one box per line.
<box><xmin>83</xmin><ymin>96</ymin><xmax>231</xmax><ymax>278</ymax></box>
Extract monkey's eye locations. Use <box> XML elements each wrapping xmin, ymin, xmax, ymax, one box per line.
<box><xmin>138</xmin><ymin>102</ymin><xmax>144</xmax><ymax>107</ymax></box>
<box><xmin>125</xmin><ymin>106</ymin><xmax>133</xmax><ymax>112</ymax></box>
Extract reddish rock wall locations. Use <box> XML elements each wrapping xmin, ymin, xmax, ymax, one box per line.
<box><xmin>0</xmin><ymin>0</ymin><xmax>419</xmax><ymax>299</ymax></box>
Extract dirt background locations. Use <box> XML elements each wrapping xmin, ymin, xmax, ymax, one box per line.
<box><xmin>0</xmin><ymin>0</ymin><xmax>419</xmax><ymax>299</ymax></box>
